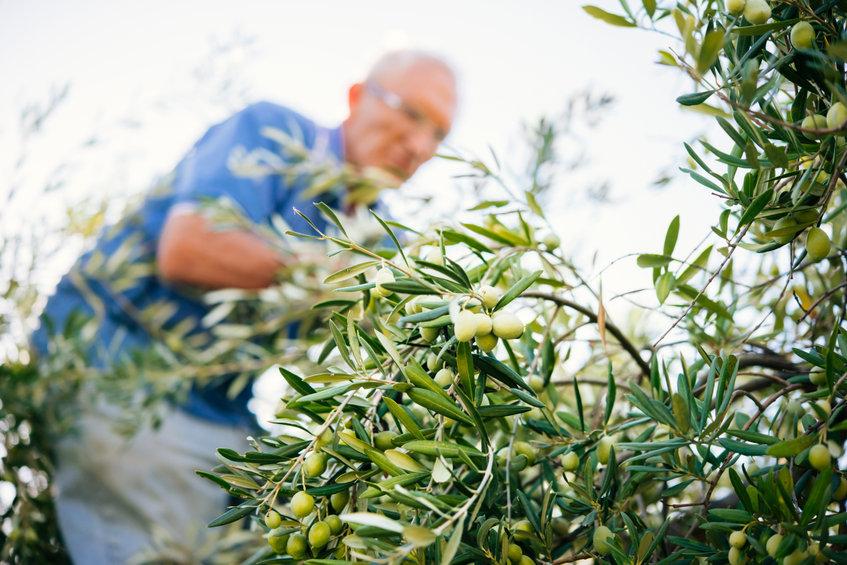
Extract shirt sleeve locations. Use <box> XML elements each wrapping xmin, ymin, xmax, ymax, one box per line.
<box><xmin>171</xmin><ymin>104</ymin><xmax>279</xmax><ymax>224</ymax></box>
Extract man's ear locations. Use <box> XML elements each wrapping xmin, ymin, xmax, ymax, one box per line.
<box><xmin>348</xmin><ymin>82</ymin><xmax>364</xmax><ymax>112</ymax></box>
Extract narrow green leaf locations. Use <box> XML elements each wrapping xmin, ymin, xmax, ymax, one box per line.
<box><xmin>369</xmin><ymin>209</ymin><xmax>409</xmax><ymax>266</ymax></box>
<box><xmin>340</xmin><ymin>512</ymin><xmax>404</xmax><ymax>533</ymax></box>
<box><xmin>766</xmin><ymin>433</ymin><xmax>817</xmax><ymax>457</ymax></box>
<box><xmin>582</xmin><ymin>5</ymin><xmax>636</xmax><ymax>26</ymax></box>
<box><xmin>717</xmin><ymin>438</ymin><xmax>768</xmax><ymax>456</ymax></box>
<box><xmin>494</xmin><ymin>270</ymin><xmax>543</xmax><ymax>310</ymax></box>
<box><xmin>663</xmin><ymin>215</ymin><xmax>680</xmax><ymax>256</ymax></box>
<box><xmin>407</xmin><ymin>388</ymin><xmax>474</xmax><ymax>425</ymax></box>
<box><xmin>738</xmin><ymin>188</ymin><xmax>774</xmax><ymax>227</ymax></box>
<box><xmin>402</xmin><ymin>440</ymin><xmax>485</xmax><ymax>459</ymax></box>
<box><xmin>456</xmin><ymin>341</ymin><xmax>475</xmax><ymax>393</ymax></box>
<box><xmin>707</xmin><ymin>508</ymin><xmax>752</xmax><ymax>523</ymax></box>
<box><xmin>604</xmin><ymin>363</ymin><xmax>616</xmax><ymax>425</ymax></box>
<box><xmin>314</xmin><ymin>201</ymin><xmax>348</xmax><ymax>237</ymax></box>
<box><xmin>643</xmin><ymin>0</ymin><xmax>656</xmax><ymax>17</ymax></box>
<box><xmin>324</xmin><ymin>260</ymin><xmax>380</xmax><ymax>284</ymax></box>
<box><xmin>473</xmin><ymin>354</ymin><xmax>532</xmax><ymax>393</ymax></box>
<box><xmin>404</xmin><ymin>359</ymin><xmax>449</xmax><ymax>397</ymax></box>
<box><xmin>573</xmin><ymin>375</ymin><xmax>585</xmax><ymax>432</ymax></box>
<box><xmin>279</xmin><ymin>367</ymin><xmax>316</xmax><ymax>396</ymax></box>
<box><xmin>697</xmin><ymin>30</ymin><xmax>725</xmax><ymax>74</ymax></box>
<box><xmin>731</xmin><ymin>18</ymin><xmax>799</xmax><ymax>36</ymax></box>
<box><xmin>655</xmin><ymin>272</ymin><xmax>675</xmax><ymax>304</ymax></box>
<box><xmin>477</xmin><ymin>404</ymin><xmax>531</xmax><ymax>418</ymax></box>
<box><xmin>398</xmin><ymin>305</ymin><xmax>450</xmax><ymax>325</ymax></box>
<box><xmin>208</xmin><ymin>504</ymin><xmax>256</xmax><ymax>527</ymax></box>
<box><xmin>677</xmin><ymin>91</ymin><xmax>714</xmax><ymax>106</ymax></box>
<box><xmin>800</xmin><ymin>466</ymin><xmax>832</xmax><ymax>528</ymax></box>
<box><xmin>384</xmin><ymin>397</ymin><xmax>425</xmax><ymax>439</ymax></box>
<box><xmin>677</xmin><ymin>245</ymin><xmax>712</xmax><ymax>285</ymax></box>
<box><xmin>440</xmin><ymin>515</ymin><xmax>465</xmax><ymax>564</ymax></box>
<box><xmin>637</xmin><ymin>254</ymin><xmax>672</xmax><ymax>268</ymax></box>
<box><xmin>509</xmin><ymin>387</ymin><xmax>544</xmax><ymax>408</ymax></box>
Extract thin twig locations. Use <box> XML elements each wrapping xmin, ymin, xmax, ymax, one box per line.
<box><xmin>523</xmin><ymin>291</ymin><xmax>651</xmax><ymax>380</ymax></box>
<box><xmin>652</xmin><ymin>223</ymin><xmax>751</xmax><ymax>348</ymax></box>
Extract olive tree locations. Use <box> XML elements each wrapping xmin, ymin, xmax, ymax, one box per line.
<box><xmin>199</xmin><ymin>3</ymin><xmax>847</xmax><ymax>564</ymax></box>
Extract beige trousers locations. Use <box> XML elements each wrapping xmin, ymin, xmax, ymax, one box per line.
<box><xmin>53</xmin><ymin>403</ymin><xmax>247</xmax><ymax>564</ymax></box>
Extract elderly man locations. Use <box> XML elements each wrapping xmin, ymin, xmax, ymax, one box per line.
<box><xmin>32</xmin><ymin>49</ymin><xmax>457</xmax><ymax>564</ymax></box>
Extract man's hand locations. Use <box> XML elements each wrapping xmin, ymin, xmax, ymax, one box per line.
<box><xmin>157</xmin><ymin>208</ymin><xmax>285</xmax><ymax>290</ymax></box>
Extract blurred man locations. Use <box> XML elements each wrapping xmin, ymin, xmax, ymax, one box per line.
<box><xmin>32</xmin><ymin>49</ymin><xmax>457</xmax><ymax>564</ymax></box>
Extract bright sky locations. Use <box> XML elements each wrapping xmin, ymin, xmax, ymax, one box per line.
<box><xmin>1</xmin><ymin>0</ymin><xmax>725</xmax><ymax>322</ymax></box>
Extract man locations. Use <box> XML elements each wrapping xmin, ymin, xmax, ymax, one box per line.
<box><xmin>32</xmin><ymin>49</ymin><xmax>457</xmax><ymax>564</ymax></box>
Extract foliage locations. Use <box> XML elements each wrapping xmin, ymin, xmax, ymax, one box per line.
<box><xmin>199</xmin><ymin>2</ymin><xmax>847</xmax><ymax>563</ymax></box>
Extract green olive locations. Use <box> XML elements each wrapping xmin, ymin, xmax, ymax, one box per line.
<box><xmin>769</xmin><ymin>216</ymin><xmax>799</xmax><ymax>244</ymax></box>
<box><xmin>264</xmin><ymin>509</ymin><xmax>282</xmax><ymax>529</ymax></box>
<box><xmin>476</xmin><ymin>333</ymin><xmax>499</xmax><ymax>352</ymax></box>
<box><xmin>801</xmin><ymin>114</ymin><xmax>827</xmax><ymax>138</ymax></box>
<box><xmin>743</xmin><ymin>0</ymin><xmax>770</xmax><ymax>24</ymax></box>
<box><xmin>287</xmin><ymin>533</ymin><xmax>308</xmax><ymax>558</ymax></box>
<box><xmin>290</xmin><ymin>491</ymin><xmax>315</xmax><ymax>518</ymax></box>
<box><xmin>766</xmin><ymin>533</ymin><xmax>783</xmax><ymax>557</ymax></box>
<box><xmin>513</xmin><ymin>441</ymin><xmax>537</xmax><ymax>465</ymax></box>
<box><xmin>809</xmin><ymin>444</ymin><xmax>831</xmax><ymax>471</ymax></box>
<box><xmin>512</xmin><ymin>519</ymin><xmax>533</xmax><ymax>541</ymax></box>
<box><xmin>561</xmin><ymin>451</ymin><xmax>580</xmax><ymax>471</ymax></box>
<box><xmin>426</xmin><ymin>351</ymin><xmax>443</xmax><ymax>372</ymax></box>
<box><xmin>453</xmin><ymin>310</ymin><xmax>478</xmax><ymax>342</ymax></box>
<box><xmin>728</xmin><ymin>546</ymin><xmax>746</xmax><ymax>565</ymax></box>
<box><xmin>267</xmin><ymin>529</ymin><xmax>289</xmax><ymax>553</ymax></box>
<box><xmin>492</xmin><ymin>311</ymin><xmax>524</xmax><ymax>339</ymax></box>
<box><xmin>374</xmin><ymin>431</ymin><xmax>398</xmax><ymax>451</ymax></box>
<box><xmin>308</xmin><ymin>520</ymin><xmax>331</xmax><ymax>548</ymax></box>
<box><xmin>834</xmin><ymin>476</ymin><xmax>847</xmax><ymax>501</ymax></box>
<box><xmin>326</xmin><ymin>514</ymin><xmax>343</xmax><ymax>534</ymax></box>
<box><xmin>552</xmin><ymin>517</ymin><xmax>569</xmax><ymax>536</ymax></box>
<box><xmin>474</xmin><ymin>312</ymin><xmax>493</xmax><ymax>336</ymax></box>
<box><xmin>372</xmin><ymin>266</ymin><xmax>395</xmax><ymax>298</ymax></box>
<box><xmin>434</xmin><ymin>367</ymin><xmax>455</xmax><ymax>388</ymax></box>
<box><xmin>828</xmin><ymin>102</ymin><xmax>847</xmax><ymax>130</ymax></box>
<box><xmin>314</xmin><ymin>428</ymin><xmax>334</xmax><ymax>450</ymax></box>
<box><xmin>729</xmin><ymin>530</ymin><xmax>747</xmax><ymax>548</ymax></box>
<box><xmin>810</xmin><ymin>371</ymin><xmax>827</xmax><ymax>386</ymax></box>
<box><xmin>783</xmin><ymin>548</ymin><xmax>808</xmax><ymax>565</ymax></box>
<box><xmin>330</xmin><ymin>491</ymin><xmax>349</xmax><ymax>512</ymax></box>
<box><xmin>507</xmin><ymin>542</ymin><xmax>523</xmax><ymax>563</ymax></box>
<box><xmin>303</xmin><ymin>452</ymin><xmax>328</xmax><ymax>478</ymax></box>
<box><xmin>597</xmin><ymin>437</ymin><xmax>614</xmax><ymax>465</ymax></box>
<box><xmin>479</xmin><ymin>284</ymin><xmax>503</xmax><ymax>309</ymax></box>
<box><xmin>727</xmin><ymin>0</ymin><xmax>745</xmax><ymax>15</ymax></box>
<box><xmin>790</xmin><ymin>21</ymin><xmax>815</xmax><ymax>49</ymax></box>
<box><xmin>528</xmin><ymin>375</ymin><xmax>545</xmax><ymax>393</ymax></box>
<box><xmin>593</xmin><ymin>525</ymin><xmax>614</xmax><ymax>555</ymax></box>
<box><xmin>806</xmin><ymin>227</ymin><xmax>831</xmax><ymax>261</ymax></box>
<box><xmin>420</xmin><ymin>326</ymin><xmax>440</xmax><ymax>343</ymax></box>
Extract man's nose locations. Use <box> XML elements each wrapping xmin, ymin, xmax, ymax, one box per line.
<box><xmin>404</xmin><ymin>128</ymin><xmax>440</xmax><ymax>161</ymax></box>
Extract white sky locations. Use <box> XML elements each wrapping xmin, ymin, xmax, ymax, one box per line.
<box><xmin>1</xmin><ymin>0</ymin><xmax>726</xmax><ymax>322</ymax></box>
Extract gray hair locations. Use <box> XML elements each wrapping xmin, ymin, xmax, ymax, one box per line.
<box><xmin>365</xmin><ymin>49</ymin><xmax>456</xmax><ymax>84</ymax></box>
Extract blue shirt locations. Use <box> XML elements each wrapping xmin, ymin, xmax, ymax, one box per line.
<box><xmin>32</xmin><ymin>101</ymin><xmax>353</xmax><ymax>429</ymax></box>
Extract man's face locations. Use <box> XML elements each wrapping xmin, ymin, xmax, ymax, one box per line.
<box><xmin>345</xmin><ymin>62</ymin><xmax>457</xmax><ymax>182</ymax></box>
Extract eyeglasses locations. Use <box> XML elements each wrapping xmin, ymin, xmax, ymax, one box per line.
<box><xmin>365</xmin><ymin>81</ymin><xmax>449</xmax><ymax>143</ymax></box>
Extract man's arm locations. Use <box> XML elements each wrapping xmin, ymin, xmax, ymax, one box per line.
<box><xmin>157</xmin><ymin>209</ymin><xmax>284</xmax><ymax>290</ymax></box>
